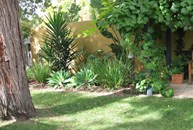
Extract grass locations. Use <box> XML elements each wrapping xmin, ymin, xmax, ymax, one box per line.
<box><xmin>0</xmin><ymin>89</ymin><xmax>193</xmax><ymax>130</ymax></box>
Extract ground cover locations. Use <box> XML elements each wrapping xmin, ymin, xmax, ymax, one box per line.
<box><xmin>0</xmin><ymin>88</ymin><xmax>193</xmax><ymax>130</ymax></box>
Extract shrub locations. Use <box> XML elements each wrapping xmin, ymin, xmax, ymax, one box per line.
<box><xmin>161</xmin><ymin>87</ymin><xmax>174</xmax><ymax>97</ymax></box>
<box><xmin>169</xmin><ymin>54</ymin><xmax>188</xmax><ymax>74</ymax></box>
<box><xmin>135</xmin><ymin>41</ymin><xmax>170</xmax><ymax>92</ymax></box>
<box><xmin>26</xmin><ymin>66</ymin><xmax>34</xmax><ymax>80</ymax></box>
<box><xmin>41</xmin><ymin>11</ymin><xmax>76</xmax><ymax>71</ymax></box>
<box><xmin>26</xmin><ymin>63</ymin><xmax>51</xmax><ymax>83</ymax></box>
<box><xmin>73</xmin><ymin>67</ymin><xmax>97</xmax><ymax>88</ymax></box>
<box><xmin>88</xmin><ymin>56</ymin><xmax>133</xmax><ymax>89</ymax></box>
<box><xmin>47</xmin><ymin>70</ymin><xmax>71</xmax><ymax>89</ymax></box>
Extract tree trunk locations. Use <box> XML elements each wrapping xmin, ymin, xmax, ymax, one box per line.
<box><xmin>0</xmin><ymin>0</ymin><xmax>36</xmax><ymax>120</ymax></box>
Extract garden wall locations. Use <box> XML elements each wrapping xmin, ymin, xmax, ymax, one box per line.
<box><xmin>30</xmin><ymin>21</ymin><xmax>120</xmax><ymax>63</ymax></box>
<box><xmin>30</xmin><ymin>21</ymin><xmax>193</xmax><ymax>69</ymax></box>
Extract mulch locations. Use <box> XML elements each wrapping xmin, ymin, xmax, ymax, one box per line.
<box><xmin>28</xmin><ymin>80</ymin><xmax>138</xmax><ymax>96</ymax></box>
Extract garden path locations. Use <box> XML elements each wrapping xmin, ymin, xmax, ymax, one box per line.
<box><xmin>171</xmin><ymin>81</ymin><xmax>193</xmax><ymax>98</ymax></box>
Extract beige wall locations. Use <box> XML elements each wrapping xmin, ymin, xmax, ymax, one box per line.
<box><xmin>30</xmin><ymin>26</ymin><xmax>45</xmax><ymax>62</ymax></box>
<box><xmin>30</xmin><ymin>21</ymin><xmax>193</xmax><ymax>65</ymax></box>
<box><xmin>68</xmin><ymin>21</ymin><xmax>120</xmax><ymax>53</ymax></box>
<box><xmin>30</xmin><ymin>21</ymin><xmax>120</xmax><ymax>62</ymax></box>
<box><xmin>184</xmin><ymin>31</ymin><xmax>193</xmax><ymax>50</ymax></box>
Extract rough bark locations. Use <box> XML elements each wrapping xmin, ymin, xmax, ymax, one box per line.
<box><xmin>0</xmin><ymin>0</ymin><xmax>36</xmax><ymax>120</ymax></box>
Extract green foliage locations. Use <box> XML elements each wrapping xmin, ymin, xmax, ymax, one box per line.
<box><xmin>73</xmin><ymin>68</ymin><xmax>97</xmax><ymax>88</ymax></box>
<box><xmin>47</xmin><ymin>70</ymin><xmax>71</xmax><ymax>88</ymax></box>
<box><xmin>99</xmin><ymin>0</ymin><xmax>193</xmax><ymax>36</ymax></box>
<box><xmin>19</xmin><ymin>0</ymin><xmax>51</xmax><ymax>40</ymax></box>
<box><xmin>88</xmin><ymin>56</ymin><xmax>133</xmax><ymax>89</ymax></box>
<box><xmin>159</xmin><ymin>0</ymin><xmax>193</xmax><ymax>31</ymax></box>
<box><xmin>20</xmin><ymin>18</ymin><xmax>32</xmax><ymax>39</ymax></box>
<box><xmin>161</xmin><ymin>87</ymin><xmax>174</xmax><ymax>97</ymax></box>
<box><xmin>98</xmin><ymin>0</ymin><xmax>193</xmax><ymax>95</ymax></box>
<box><xmin>41</xmin><ymin>11</ymin><xmax>76</xmax><ymax>71</ymax></box>
<box><xmin>135</xmin><ymin>41</ymin><xmax>170</xmax><ymax>92</ymax></box>
<box><xmin>26</xmin><ymin>66</ymin><xmax>34</xmax><ymax>80</ymax></box>
<box><xmin>65</xmin><ymin>3</ymin><xmax>81</xmax><ymax>22</ymax></box>
<box><xmin>26</xmin><ymin>63</ymin><xmax>51</xmax><ymax>83</ymax></box>
<box><xmin>90</xmin><ymin>0</ymin><xmax>103</xmax><ymax>19</ymax></box>
<box><xmin>49</xmin><ymin>3</ymin><xmax>81</xmax><ymax>22</ymax></box>
<box><xmin>19</xmin><ymin>0</ymin><xmax>51</xmax><ymax>17</ymax></box>
<box><xmin>169</xmin><ymin>55</ymin><xmax>187</xmax><ymax>74</ymax></box>
<box><xmin>136</xmin><ymin>79</ymin><xmax>150</xmax><ymax>92</ymax></box>
<box><xmin>98</xmin><ymin>0</ymin><xmax>192</xmax><ymax>95</ymax></box>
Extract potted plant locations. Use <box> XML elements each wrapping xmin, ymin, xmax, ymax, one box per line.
<box><xmin>170</xmin><ymin>55</ymin><xmax>186</xmax><ymax>84</ymax></box>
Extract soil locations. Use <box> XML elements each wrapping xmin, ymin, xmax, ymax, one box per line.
<box><xmin>28</xmin><ymin>80</ymin><xmax>138</xmax><ymax>96</ymax></box>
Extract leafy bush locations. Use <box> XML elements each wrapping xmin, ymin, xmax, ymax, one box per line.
<box><xmin>161</xmin><ymin>87</ymin><xmax>174</xmax><ymax>97</ymax></box>
<box><xmin>169</xmin><ymin>54</ymin><xmax>188</xmax><ymax>74</ymax></box>
<box><xmin>135</xmin><ymin>41</ymin><xmax>170</xmax><ymax>92</ymax></box>
<box><xmin>26</xmin><ymin>66</ymin><xmax>34</xmax><ymax>80</ymax></box>
<box><xmin>41</xmin><ymin>11</ymin><xmax>76</xmax><ymax>71</ymax></box>
<box><xmin>88</xmin><ymin>56</ymin><xmax>133</xmax><ymax>89</ymax></box>
<box><xmin>47</xmin><ymin>70</ymin><xmax>71</xmax><ymax>89</ymax></box>
<box><xmin>73</xmin><ymin>67</ymin><xmax>97</xmax><ymax>88</ymax></box>
<box><xmin>136</xmin><ymin>79</ymin><xmax>150</xmax><ymax>93</ymax></box>
<box><xmin>26</xmin><ymin>63</ymin><xmax>51</xmax><ymax>83</ymax></box>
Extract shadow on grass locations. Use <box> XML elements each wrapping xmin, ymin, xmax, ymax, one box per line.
<box><xmin>34</xmin><ymin>91</ymin><xmax>129</xmax><ymax>117</ymax></box>
<box><xmin>0</xmin><ymin>91</ymin><xmax>129</xmax><ymax>130</ymax></box>
<box><xmin>101</xmin><ymin>97</ymin><xmax>193</xmax><ymax>130</ymax></box>
<box><xmin>0</xmin><ymin>120</ymin><xmax>58</xmax><ymax>130</ymax></box>
<box><xmin>2</xmin><ymin>92</ymin><xmax>193</xmax><ymax>130</ymax></box>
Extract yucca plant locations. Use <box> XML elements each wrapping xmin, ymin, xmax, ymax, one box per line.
<box><xmin>74</xmin><ymin>67</ymin><xmax>97</xmax><ymax>88</ymax></box>
<box><xmin>47</xmin><ymin>70</ymin><xmax>71</xmax><ymax>89</ymax></box>
<box><xmin>41</xmin><ymin>11</ymin><xmax>76</xmax><ymax>71</ymax></box>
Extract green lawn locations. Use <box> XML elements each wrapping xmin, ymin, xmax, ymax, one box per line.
<box><xmin>0</xmin><ymin>89</ymin><xmax>193</xmax><ymax>130</ymax></box>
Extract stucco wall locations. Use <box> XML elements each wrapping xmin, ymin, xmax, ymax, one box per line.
<box><xmin>30</xmin><ymin>21</ymin><xmax>193</xmax><ymax>65</ymax></box>
<box><xmin>30</xmin><ymin>26</ymin><xmax>45</xmax><ymax>62</ymax></box>
<box><xmin>68</xmin><ymin>21</ymin><xmax>120</xmax><ymax>53</ymax></box>
<box><xmin>30</xmin><ymin>21</ymin><xmax>120</xmax><ymax>62</ymax></box>
<box><xmin>184</xmin><ymin>31</ymin><xmax>193</xmax><ymax>50</ymax></box>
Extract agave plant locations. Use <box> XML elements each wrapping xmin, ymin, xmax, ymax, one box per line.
<box><xmin>74</xmin><ymin>68</ymin><xmax>97</xmax><ymax>88</ymax></box>
<box><xmin>47</xmin><ymin>70</ymin><xmax>71</xmax><ymax>89</ymax></box>
<box><xmin>41</xmin><ymin>11</ymin><xmax>76</xmax><ymax>71</ymax></box>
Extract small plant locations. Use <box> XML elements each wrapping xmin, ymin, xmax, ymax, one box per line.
<box><xmin>26</xmin><ymin>66</ymin><xmax>34</xmax><ymax>80</ymax></box>
<box><xmin>26</xmin><ymin>63</ymin><xmax>51</xmax><ymax>83</ymax></box>
<box><xmin>136</xmin><ymin>79</ymin><xmax>150</xmax><ymax>92</ymax></box>
<box><xmin>169</xmin><ymin>55</ymin><xmax>187</xmax><ymax>74</ymax></box>
<box><xmin>47</xmin><ymin>70</ymin><xmax>71</xmax><ymax>89</ymax></box>
<box><xmin>88</xmin><ymin>56</ymin><xmax>133</xmax><ymax>89</ymax></box>
<box><xmin>161</xmin><ymin>87</ymin><xmax>174</xmax><ymax>97</ymax></box>
<box><xmin>73</xmin><ymin>68</ymin><xmax>97</xmax><ymax>88</ymax></box>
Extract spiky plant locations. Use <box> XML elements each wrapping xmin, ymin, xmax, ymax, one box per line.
<box><xmin>74</xmin><ymin>68</ymin><xmax>97</xmax><ymax>88</ymax></box>
<box><xmin>41</xmin><ymin>11</ymin><xmax>76</xmax><ymax>71</ymax></box>
<box><xmin>47</xmin><ymin>70</ymin><xmax>71</xmax><ymax>89</ymax></box>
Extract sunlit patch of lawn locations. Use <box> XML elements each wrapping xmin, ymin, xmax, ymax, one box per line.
<box><xmin>1</xmin><ymin>89</ymin><xmax>193</xmax><ymax>130</ymax></box>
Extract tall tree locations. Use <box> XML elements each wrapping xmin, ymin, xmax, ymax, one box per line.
<box><xmin>0</xmin><ymin>0</ymin><xmax>36</xmax><ymax>120</ymax></box>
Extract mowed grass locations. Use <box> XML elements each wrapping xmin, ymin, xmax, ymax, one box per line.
<box><xmin>0</xmin><ymin>89</ymin><xmax>193</xmax><ymax>130</ymax></box>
